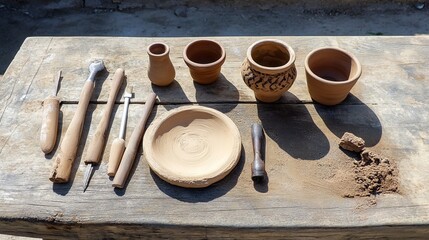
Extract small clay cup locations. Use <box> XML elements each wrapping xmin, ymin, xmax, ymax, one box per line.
<box><xmin>305</xmin><ymin>47</ymin><xmax>362</xmax><ymax>105</ymax></box>
<box><xmin>241</xmin><ymin>39</ymin><xmax>297</xmax><ymax>102</ymax></box>
<box><xmin>183</xmin><ymin>39</ymin><xmax>226</xmax><ymax>84</ymax></box>
<box><xmin>147</xmin><ymin>42</ymin><xmax>176</xmax><ymax>86</ymax></box>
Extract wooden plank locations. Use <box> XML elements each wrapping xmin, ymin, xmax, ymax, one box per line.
<box><xmin>1</xmin><ymin>220</ymin><xmax>429</xmax><ymax>239</ymax></box>
<box><xmin>1</xmin><ymin>103</ymin><xmax>428</xmax><ymax>226</ymax></box>
<box><xmin>0</xmin><ymin>36</ymin><xmax>428</xmax><ymax>238</ymax></box>
<box><xmin>3</xmin><ymin>36</ymin><xmax>428</xmax><ymax>105</ymax></box>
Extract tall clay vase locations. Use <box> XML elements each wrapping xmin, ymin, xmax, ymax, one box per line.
<box><xmin>305</xmin><ymin>47</ymin><xmax>362</xmax><ymax>105</ymax></box>
<box><xmin>147</xmin><ymin>42</ymin><xmax>175</xmax><ymax>86</ymax></box>
<box><xmin>183</xmin><ymin>39</ymin><xmax>226</xmax><ymax>84</ymax></box>
<box><xmin>241</xmin><ymin>39</ymin><xmax>297</xmax><ymax>102</ymax></box>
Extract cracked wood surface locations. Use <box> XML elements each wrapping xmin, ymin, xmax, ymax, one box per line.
<box><xmin>0</xmin><ymin>36</ymin><xmax>428</xmax><ymax>239</ymax></box>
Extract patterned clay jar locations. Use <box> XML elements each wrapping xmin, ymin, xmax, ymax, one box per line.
<box><xmin>241</xmin><ymin>39</ymin><xmax>297</xmax><ymax>102</ymax></box>
<box><xmin>305</xmin><ymin>47</ymin><xmax>362</xmax><ymax>105</ymax></box>
<box><xmin>147</xmin><ymin>42</ymin><xmax>176</xmax><ymax>86</ymax></box>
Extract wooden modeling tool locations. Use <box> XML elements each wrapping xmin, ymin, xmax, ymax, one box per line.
<box><xmin>83</xmin><ymin>68</ymin><xmax>125</xmax><ymax>192</ymax></box>
<box><xmin>112</xmin><ymin>93</ymin><xmax>156</xmax><ymax>189</ymax></box>
<box><xmin>251</xmin><ymin>123</ymin><xmax>266</xmax><ymax>182</ymax></box>
<box><xmin>49</xmin><ymin>60</ymin><xmax>105</xmax><ymax>183</ymax></box>
<box><xmin>40</xmin><ymin>70</ymin><xmax>62</xmax><ymax>154</ymax></box>
<box><xmin>107</xmin><ymin>86</ymin><xmax>133</xmax><ymax>177</ymax></box>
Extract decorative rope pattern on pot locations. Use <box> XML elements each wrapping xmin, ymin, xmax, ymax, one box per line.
<box><xmin>241</xmin><ymin>60</ymin><xmax>297</xmax><ymax>93</ymax></box>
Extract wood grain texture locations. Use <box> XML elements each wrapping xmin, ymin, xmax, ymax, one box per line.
<box><xmin>0</xmin><ymin>36</ymin><xmax>428</xmax><ymax>238</ymax></box>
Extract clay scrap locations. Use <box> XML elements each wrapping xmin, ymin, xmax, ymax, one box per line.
<box><xmin>339</xmin><ymin>132</ymin><xmax>399</xmax><ymax>197</ymax></box>
<box><xmin>339</xmin><ymin>132</ymin><xmax>365</xmax><ymax>152</ymax></box>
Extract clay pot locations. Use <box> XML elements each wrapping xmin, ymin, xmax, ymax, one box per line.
<box><xmin>305</xmin><ymin>47</ymin><xmax>362</xmax><ymax>105</ymax></box>
<box><xmin>143</xmin><ymin>106</ymin><xmax>241</xmax><ymax>188</ymax></box>
<box><xmin>183</xmin><ymin>40</ymin><xmax>226</xmax><ymax>84</ymax></box>
<box><xmin>241</xmin><ymin>39</ymin><xmax>297</xmax><ymax>102</ymax></box>
<box><xmin>147</xmin><ymin>42</ymin><xmax>175</xmax><ymax>86</ymax></box>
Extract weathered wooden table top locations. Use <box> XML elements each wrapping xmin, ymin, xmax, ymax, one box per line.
<box><xmin>0</xmin><ymin>36</ymin><xmax>428</xmax><ymax>239</ymax></box>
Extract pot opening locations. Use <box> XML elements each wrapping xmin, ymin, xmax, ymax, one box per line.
<box><xmin>251</xmin><ymin>41</ymin><xmax>290</xmax><ymax>68</ymax></box>
<box><xmin>149</xmin><ymin>43</ymin><xmax>167</xmax><ymax>55</ymax></box>
<box><xmin>186</xmin><ymin>40</ymin><xmax>223</xmax><ymax>64</ymax></box>
<box><xmin>307</xmin><ymin>49</ymin><xmax>359</xmax><ymax>82</ymax></box>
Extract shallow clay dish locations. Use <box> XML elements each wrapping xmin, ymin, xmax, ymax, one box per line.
<box><xmin>143</xmin><ymin>106</ymin><xmax>241</xmax><ymax>188</ymax></box>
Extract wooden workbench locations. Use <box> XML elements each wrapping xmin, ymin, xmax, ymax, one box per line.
<box><xmin>0</xmin><ymin>36</ymin><xmax>428</xmax><ymax>239</ymax></box>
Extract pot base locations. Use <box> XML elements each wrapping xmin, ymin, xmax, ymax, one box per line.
<box><xmin>254</xmin><ymin>91</ymin><xmax>283</xmax><ymax>103</ymax></box>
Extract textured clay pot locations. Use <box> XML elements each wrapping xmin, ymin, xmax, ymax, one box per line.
<box><xmin>241</xmin><ymin>39</ymin><xmax>297</xmax><ymax>102</ymax></box>
<box><xmin>305</xmin><ymin>47</ymin><xmax>362</xmax><ymax>105</ymax></box>
<box><xmin>143</xmin><ymin>106</ymin><xmax>241</xmax><ymax>188</ymax></box>
<box><xmin>147</xmin><ymin>42</ymin><xmax>175</xmax><ymax>86</ymax></box>
<box><xmin>183</xmin><ymin>40</ymin><xmax>226</xmax><ymax>84</ymax></box>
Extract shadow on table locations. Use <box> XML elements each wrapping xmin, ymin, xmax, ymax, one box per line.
<box><xmin>52</xmin><ymin>69</ymin><xmax>110</xmax><ymax>195</ymax></box>
<box><xmin>314</xmin><ymin>93</ymin><xmax>382</xmax><ymax>147</ymax></box>
<box><xmin>151</xmin><ymin>80</ymin><xmax>191</xmax><ymax>111</ymax></box>
<box><xmin>257</xmin><ymin>92</ymin><xmax>330</xmax><ymax>160</ymax></box>
<box><xmin>193</xmin><ymin>73</ymin><xmax>239</xmax><ymax>113</ymax></box>
<box><xmin>152</xmin><ymin>144</ymin><xmax>245</xmax><ymax>203</ymax></box>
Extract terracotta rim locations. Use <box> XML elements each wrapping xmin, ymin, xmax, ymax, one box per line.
<box><xmin>304</xmin><ymin>47</ymin><xmax>362</xmax><ymax>85</ymax></box>
<box><xmin>147</xmin><ymin>42</ymin><xmax>170</xmax><ymax>57</ymax></box>
<box><xmin>246</xmin><ymin>39</ymin><xmax>296</xmax><ymax>73</ymax></box>
<box><xmin>183</xmin><ymin>39</ymin><xmax>226</xmax><ymax>68</ymax></box>
<box><xmin>143</xmin><ymin>105</ymin><xmax>242</xmax><ymax>188</ymax></box>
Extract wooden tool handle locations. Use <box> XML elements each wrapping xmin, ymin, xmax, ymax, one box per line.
<box><xmin>107</xmin><ymin>138</ymin><xmax>126</xmax><ymax>176</ymax></box>
<box><xmin>85</xmin><ymin>68</ymin><xmax>125</xmax><ymax>165</ymax></box>
<box><xmin>112</xmin><ymin>93</ymin><xmax>156</xmax><ymax>188</ymax></box>
<box><xmin>49</xmin><ymin>80</ymin><xmax>95</xmax><ymax>183</ymax></box>
<box><xmin>40</xmin><ymin>96</ymin><xmax>60</xmax><ymax>154</ymax></box>
<box><xmin>251</xmin><ymin>123</ymin><xmax>266</xmax><ymax>182</ymax></box>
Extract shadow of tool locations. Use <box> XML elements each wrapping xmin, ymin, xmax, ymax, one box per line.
<box><xmin>314</xmin><ymin>94</ymin><xmax>382</xmax><ymax>147</ymax></box>
<box><xmin>193</xmin><ymin>73</ymin><xmax>240</xmax><ymax>113</ymax></box>
<box><xmin>257</xmin><ymin>92</ymin><xmax>330</xmax><ymax>161</ymax></box>
<box><xmin>152</xmin><ymin>145</ymin><xmax>245</xmax><ymax>203</ymax></box>
<box><xmin>53</xmin><ymin>69</ymin><xmax>110</xmax><ymax>195</ymax></box>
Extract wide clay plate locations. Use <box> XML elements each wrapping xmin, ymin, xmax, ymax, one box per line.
<box><xmin>143</xmin><ymin>106</ymin><xmax>242</xmax><ymax>188</ymax></box>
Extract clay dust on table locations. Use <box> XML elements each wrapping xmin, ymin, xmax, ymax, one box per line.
<box><xmin>339</xmin><ymin>132</ymin><xmax>399</xmax><ymax>198</ymax></box>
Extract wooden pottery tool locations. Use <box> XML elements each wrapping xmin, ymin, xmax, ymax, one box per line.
<box><xmin>251</xmin><ymin>123</ymin><xmax>266</xmax><ymax>182</ymax></box>
<box><xmin>107</xmin><ymin>86</ymin><xmax>133</xmax><ymax>177</ymax></box>
<box><xmin>83</xmin><ymin>68</ymin><xmax>125</xmax><ymax>192</ymax></box>
<box><xmin>112</xmin><ymin>93</ymin><xmax>156</xmax><ymax>189</ymax></box>
<box><xmin>40</xmin><ymin>70</ymin><xmax>62</xmax><ymax>154</ymax></box>
<box><xmin>49</xmin><ymin>60</ymin><xmax>105</xmax><ymax>183</ymax></box>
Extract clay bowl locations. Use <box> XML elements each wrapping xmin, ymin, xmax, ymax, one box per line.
<box><xmin>305</xmin><ymin>47</ymin><xmax>362</xmax><ymax>105</ymax></box>
<box><xmin>143</xmin><ymin>106</ymin><xmax>241</xmax><ymax>188</ymax></box>
<box><xmin>183</xmin><ymin>40</ymin><xmax>226</xmax><ymax>84</ymax></box>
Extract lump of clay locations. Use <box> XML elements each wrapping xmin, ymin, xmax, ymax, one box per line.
<box><xmin>360</xmin><ymin>149</ymin><xmax>390</xmax><ymax>166</ymax></box>
<box><xmin>339</xmin><ymin>132</ymin><xmax>365</xmax><ymax>152</ymax></box>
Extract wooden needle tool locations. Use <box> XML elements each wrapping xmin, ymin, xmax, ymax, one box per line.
<box><xmin>107</xmin><ymin>86</ymin><xmax>134</xmax><ymax>177</ymax></box>
<box><xmin>83</xmin><ymin>68</ymin><xmax>125</xmax><ymax>192</ymax></box>
<box><xmin>112</xmin><ymin>93</ymin><xmax>156</xmax><ymax>189</ymax></box>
